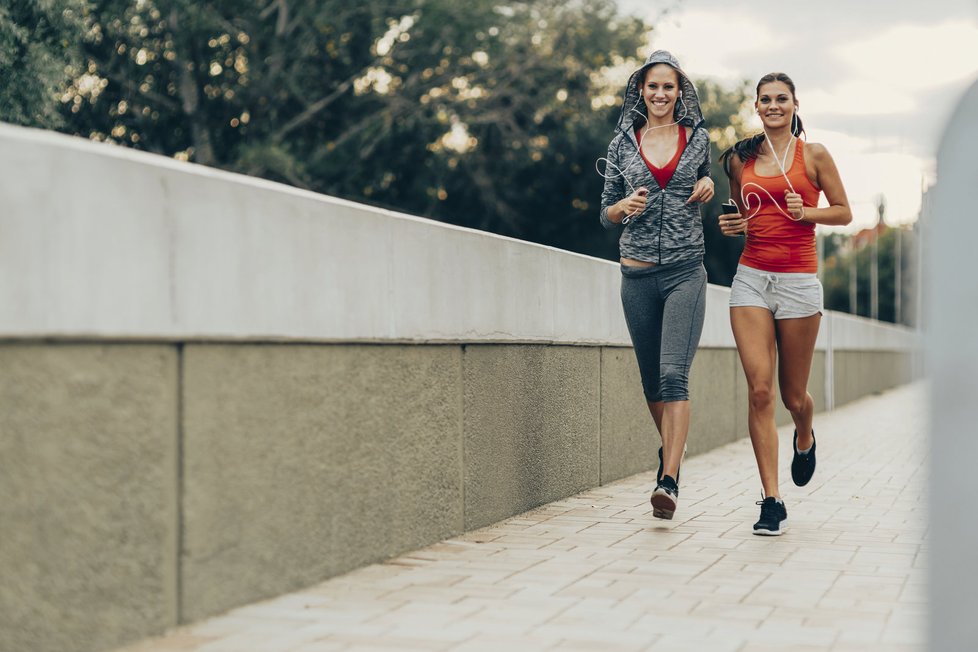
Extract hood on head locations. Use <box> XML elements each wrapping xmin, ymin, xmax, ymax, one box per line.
<box><xmin>615</xmin><ymin>49</ymin><xmax>704</xmax><ymax>134</ymax></box>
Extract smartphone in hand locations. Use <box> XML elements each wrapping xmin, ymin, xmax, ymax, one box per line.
<box><xmin>721</xmin><ymin>200</ymin><xmax>739</xmax><ymax>215</ymax></box>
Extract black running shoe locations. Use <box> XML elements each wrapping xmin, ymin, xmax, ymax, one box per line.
<box><xmin>753</xmin><ymin>496</ymin><xmax>788</xmax><ymax>536</ymax></box>
<box><xmin>651</xmin><ymin>475</ymin><xmax>679</xmax><ymax>520</ymax></box>
<box><xmin>790</xmin><ymin>428</ymin><xmax>816</xmax><ymax>487</ymax></box>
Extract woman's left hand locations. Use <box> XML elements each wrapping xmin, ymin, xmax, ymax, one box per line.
<box><xmin>784</xmin><ymin>190</ymin><xmax>805</xmax><ymax>221</ymax></box>
<box><xmin>687</xmin><ymin>177</ymin><xmax>715</xmax><ymax>204</ymax></box>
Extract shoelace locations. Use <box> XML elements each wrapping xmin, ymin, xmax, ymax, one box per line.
<box><xmin>755</xmin><ymin>498</ymin><xmax>780</xmax><ymax>519</ymax></box>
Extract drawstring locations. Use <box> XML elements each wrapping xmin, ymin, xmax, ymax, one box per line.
<box><xmin>763</xmin><ymin>273</ymin><xmax>778</xmax><ymax>293</ymax></box>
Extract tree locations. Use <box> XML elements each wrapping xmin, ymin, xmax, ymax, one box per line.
<box><xmin>60</xmin><ymin>0</ymin><xmax>406</xmax><ymax>175</ymax></box>
<box><xmin>21</xmin><ymin>0</ymin><xmax>754</xmax><ymax>273</ymax></box>
<box><xmin>0</xmin><ymin>0</ymin><xmax>86</xmax><ymax>128</ymax></box>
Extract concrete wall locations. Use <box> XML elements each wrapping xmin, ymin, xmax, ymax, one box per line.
<box><xmin>462</xmin><ymin>345</ymin><xmax>601</xmax><ymax>530</ymax></box>
<box><xmin>0</xmin><ymin>124</ymin><xmax>919</xmax><ymax>652</ymax></box>
<box><xmin>0</xmin><ymin>340</ymin><xmax>843</xmax><ymax>645</ymax></box>
<box><xmin>0</xmin><ymin>345</ymin><xmax>179</xmax><ymax>652</ymax></box>
<box><xmin>0</xmin><ymin>124</ymin><xmax>632</xmax><ymax>346</ymax></box>
<box><xmin>179</xmin><ymin>344</ymin><xmax>466</xmax><ymax>622</ymax></box>
<box><xmin>832</xmin><ymin>350</ymin><xmax>915</xmax><ymax>406</ymax></box>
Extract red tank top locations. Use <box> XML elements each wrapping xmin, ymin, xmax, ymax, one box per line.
<box><xmin>739</xmin><ymin>139</ymin><xmax>821</xmax><ymax>273</ymax></box>
<box><xmin>636</xmin><ymin>125</ymin><xmax>687</xmax><ymax>189</ymax></box>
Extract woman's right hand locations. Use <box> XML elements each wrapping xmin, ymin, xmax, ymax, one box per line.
<box><xmin>719</xmin><ymin>210</ymin><xmax>747</xmax><ymax>236</ymax></box>
<box><xmin>618</xmin><ymin>187</ymin><xmax>648</xmax><ymax>223</ymax></box>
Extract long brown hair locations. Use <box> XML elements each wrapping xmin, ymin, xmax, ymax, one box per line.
<box><xmin>721</xmin><ymin>72</ymin><xmax>806</xmax><ymax>176</ymax></box>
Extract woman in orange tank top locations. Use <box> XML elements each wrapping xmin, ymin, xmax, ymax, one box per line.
<box><xmin>718</xmin><ymin>72</ymin><xmax>852</xmax><ymax>535</ymax></box>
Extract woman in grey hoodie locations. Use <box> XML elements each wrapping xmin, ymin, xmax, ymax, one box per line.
<box><xmin>599</xmin><ymin>50</ymin><xmax>714</xmax><ymax>519</ymax></box>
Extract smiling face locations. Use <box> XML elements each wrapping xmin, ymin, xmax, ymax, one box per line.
<box><xmin>641</xmin><ymin>63</ymin><xmax>680</xmax><ymax>121</ymax></box>
<box><xmin>756</xmin><ymin>80</ymin><xmax>798</xmax><ymax>130</ymax></box>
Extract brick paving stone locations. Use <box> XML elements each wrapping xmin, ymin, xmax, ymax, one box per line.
<box><xmin>114</xmin><ymin>382</ymin><xmax>927</xmax><ymax>652</ymax></box>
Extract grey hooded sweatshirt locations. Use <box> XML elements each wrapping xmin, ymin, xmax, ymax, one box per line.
<box><xmin>599</xmin><ymin>50</ymin><xmax>710</xmax><ymax>264</ymax></box>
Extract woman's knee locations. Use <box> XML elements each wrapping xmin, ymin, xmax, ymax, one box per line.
<box><xmin>781</xmin><ymin>391</ymin><xmax>810</xmax><ymax>414</ymax></box>
<box><xmin>643</xmin><ymin>385</ymin><xmax>663</xmax><ymax>403</ymax></box>
<box><xmin>659</xmin><ymin>364</ymin><xmax>690</xmax><ymax>401</ymax></box>
<box><xmin>748</xmin><ymin>385</ymin><xmax>775</xmax><ymax>412</ymax></box>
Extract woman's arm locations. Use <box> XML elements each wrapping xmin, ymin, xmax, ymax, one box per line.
<box><xmin>609</xmin><ymin>189</ymin><xmax>649</xmax><ymax>223</ymax></box>
<box><xmin>695</xmin><ymin>128</ymin><xmax>711</xmax><ymax>180</ymax></box>
<box><xmin>785</xmin><ymin>143</ymin><xmax>852</xmax><ymax>226</ymax></box>
<box><xmin>599</xmin><ymin>141</ymin><xmax>625</xmax><ymax>228</ymax></box>
<box><xmin>687</xmin><ymin>128</ymin><xmax>715</xmax><ymax>204</ymax></box>
<box><xmin>720</xmin><ymin>152</ymin><xmax>747</xmax><ymax>236</ymax></box>
<box><xmin>599</xmin><ymin>138</ymin><xmax>647</xmax><ymax>226</ymax></box>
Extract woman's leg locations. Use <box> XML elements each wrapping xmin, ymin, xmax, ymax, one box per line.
<box><xmin>731</xmin><ymin>306</ymin><xmax>780</xmax><ymax>498</ymax></box>
<box><xmin>620</xmin><ymin>271</ymin><xmax>665</xmax><ymax>440</ymax></box>
<box><xmin>659</xmin><ymin>400</ymin><xmax>691</xmax><ymax>477</ymax></box>
<box><xmin>657</xmin><ymin>264</ymin><xmax>707</xmax><ymax>479</ymax></box>
<box><xmin>775</xmin><ymin>314</ymin><xmax>821</xmax><ymax>450</ymax></box>
<box><xmin>647</xmin><ymin>401</ymin><xmax>663</xmax><ymax>436</ymax></box>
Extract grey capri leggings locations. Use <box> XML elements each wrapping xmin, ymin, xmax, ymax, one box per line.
<box><xmin>620</xmin><ymin>259</ymin><xmax>707</xmax><ymax>402</ymax></box>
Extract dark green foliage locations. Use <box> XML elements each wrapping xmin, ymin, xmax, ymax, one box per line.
<box><xmin>0</xmin><ymin>0</ymin><xmax>86</xmax><ymax>128</ymax></box>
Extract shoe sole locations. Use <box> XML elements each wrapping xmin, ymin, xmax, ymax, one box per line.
<box><xmin>791</xmin><ymin>469</ymin><xmax>814</xmax><ymax>487</ymax></box>
<box><xmin>752</xmin><ymin>521</ymin><xmax>788</xmax><ymax>536</ymax></box>
<box><xmin>650</xmin><ymin>491</ymin><xmax>677</xmax><ymax>520</ymax></box>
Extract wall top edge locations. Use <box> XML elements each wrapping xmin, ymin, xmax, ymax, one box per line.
<box><xmin>0</xmin><ymin>322</ymin><xmax>919</xmax><ymax>351</ymax></box>
<box><xmin>0</xmin><ymin>123</ymin><xmax>611</xmax><ymax>267</ymax></box>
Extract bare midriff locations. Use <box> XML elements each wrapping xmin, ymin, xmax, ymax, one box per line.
<box><xmin>621</xmin><ymin>258</ymin><xmax>656</xmax><ymax>267</ymax></box>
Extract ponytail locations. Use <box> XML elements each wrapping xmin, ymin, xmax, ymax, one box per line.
<box><xmin>721</xmin><ymin>134</ymin><xmax>764</xmax><ymax>177</ymax></box>
<box><xmin>791</xmin><ymin>113</ymin><xmax>805</xmax><ymax>137</ymax></box>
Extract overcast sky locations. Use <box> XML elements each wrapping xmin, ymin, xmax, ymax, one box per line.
<box><xmin>617</xmin><ymin>0</ymin><xmax>978</xmax><ymax>231</ymax></box>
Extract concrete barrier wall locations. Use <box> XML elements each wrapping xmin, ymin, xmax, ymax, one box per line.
<box><xmin>179</xmin><ymin>344</ymin><xmax>466</xmax><ymax>621</ymax></box>
<box><xmin>0</xmin><ymin>124</ymin><xmax>919</xmax><ymax>652</ymax></box>
<box><xmin>0</xmin><ymin>345</ymin><xmax>179</xmax><ymax>652</ymax></box>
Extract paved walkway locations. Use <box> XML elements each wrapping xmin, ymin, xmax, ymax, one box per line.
<box><xmin>120</xmin><ymin>383</ymin><xmax>927</xmax><ymax>652</ymax></box>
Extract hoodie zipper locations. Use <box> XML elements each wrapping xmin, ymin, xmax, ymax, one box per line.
<box><xmin>630</xmin><ymin>127</ymin><xmax>695</xmax><ymax>264</ymax></box>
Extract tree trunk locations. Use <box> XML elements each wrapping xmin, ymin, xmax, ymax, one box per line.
<box><xmin>169</xmin><ymin>7</ymin><xmax>216</xmax><ymax>165</ymax></box>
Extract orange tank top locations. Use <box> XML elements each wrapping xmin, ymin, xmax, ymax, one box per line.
<box><xmin>739</xmin><ymin>139</ymin><xmax>821</xmax><ymax>273</ymax></box>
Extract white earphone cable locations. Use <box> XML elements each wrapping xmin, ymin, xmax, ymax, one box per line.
<box><xmin>595</xmin><ymin>92</ymin><xmax>690</xmax><ymax>224</ymax></box>
<box><xmin>740</xmin><ymin>122</ymin><xmax>806</xmax><ymax>224</ymax></box>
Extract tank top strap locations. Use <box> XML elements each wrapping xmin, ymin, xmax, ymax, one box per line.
<box><xmin>791</xmin><ymin>139</ymin><xmax>819</xmax><ymax>194</ymax></box>
<box><xmin>793</xmin><ymin>138</ymin><xmax>805</xmax><ymax>164</ymax></box>
<box><xmin>742</xmin><ymin>152</ymin><xmax>756</xmax><ymax>172</ymax></box>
